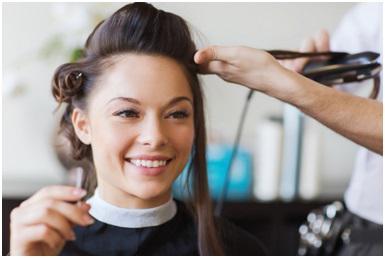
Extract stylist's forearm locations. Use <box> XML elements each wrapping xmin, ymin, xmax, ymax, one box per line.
<box><xmin>281</xmin><ymin>70</ymin><xmax>383</xmax><ymax>155</ymax></box>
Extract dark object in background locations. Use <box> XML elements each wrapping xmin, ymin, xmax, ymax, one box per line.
<box><xmin>298</xmin><ymin>201</ymin><xmax>383</xmax><ymax>255</ymax></box>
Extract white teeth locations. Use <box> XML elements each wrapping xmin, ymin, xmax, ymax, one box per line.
<box><xmin>129</xmin><ymin>159</ymin><xmax>168</xmax><ymax>168</ymax></box>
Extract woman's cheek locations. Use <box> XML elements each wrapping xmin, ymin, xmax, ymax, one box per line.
<box><xmin>91</xmin><ymin>122</ymin><xmax>134</xmax><ymax>166</ymax></box>
<box><xmin>173</xmin><ymin>126</ymin><xmax>194</xmax><ymax>168</ymax></box>
<box><xmin>101</xmin><ymin>121</ymin><xmax>133</xmax><ymax>144</ymax></box>
<box><xmin>172</xmin><ymin>123</ymin><xmax>194</xmax><ymax>145</ymax></box>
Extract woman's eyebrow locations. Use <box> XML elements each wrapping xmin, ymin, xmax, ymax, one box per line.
<box><xmin>106</xmin><ymin>97</ymin><xmax>141</xmax><ymax>106</ymax></box>
<box><xmin>106</xmin><ymin>96</ymin><xmax>192</xmax><ymax>107</ymax></box>
<box><xmin>166</xmin><ymin>96</ymin><xmax>193</xmax><ymax>108</ymax></box>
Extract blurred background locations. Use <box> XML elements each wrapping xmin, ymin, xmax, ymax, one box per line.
<box><xmin>3</xmin><ymin>2</ymin><xmax>362</xmax><ymax>255</ymax></box>
<box><xmin>3</xmin><ymin>1</ymin><xmax>358</xmax><ymax>200</ymax></box>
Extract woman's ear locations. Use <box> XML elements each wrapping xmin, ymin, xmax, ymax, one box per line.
<box><xmin>72</xmin><ymin>108</ymin><xmax>91</xmax><ymax>145</ymax></box>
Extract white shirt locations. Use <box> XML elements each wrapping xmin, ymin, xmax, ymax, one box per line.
<box><xmin>330</xmin><ymin>2</ymin><xmax>383</xmax><ymax>224</ymax></box>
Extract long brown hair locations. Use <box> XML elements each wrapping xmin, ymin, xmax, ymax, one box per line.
<box><xmin>51</xmin><ymin>2</ymin><xmax>223</xmax><ymax>255</ymax></box>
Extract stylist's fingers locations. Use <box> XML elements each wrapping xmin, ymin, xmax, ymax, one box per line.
<box><xmin>197</xmin><ymin>60</ymin><xmax>234</xmax><ymax>76</ymax></box>
<box><xmin>20</xmin><ymin>185</ymin><xmax>87</xmax><ymax>208</ymax></box>
<box><xmin>293</xmin><ymin>29</ymin><xmax>330</xmax><ymax>72</ymax></box>
<box><xmin>279</xmin><ymin>37</ymin><xmax>316</xmax><ymax>72</ymax></box>
<box><xmin>314</xmin><ymin>29</ymin><xmax>330</xmax><ymax>52</ymax></box>
<box><xmin>194</xmin><ymin>45</ymin><xmax>237</xmax><ymax>65</ymax></box>
<box><xmin>293</xmin><ymin>37</ymin><xmax>317</xmax><ymax>72</ymax></box>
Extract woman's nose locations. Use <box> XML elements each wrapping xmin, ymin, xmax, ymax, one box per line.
<box><xmin>137</xmin><ymin>117</ymin><xmax>168</xmax><ymax>148</ymax></box>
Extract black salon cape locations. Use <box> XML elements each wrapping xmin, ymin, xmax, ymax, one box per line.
<box><xmin>60</xmin><ymin>200</ymin><xmax>266</xmax><ymax>255</ymax></box>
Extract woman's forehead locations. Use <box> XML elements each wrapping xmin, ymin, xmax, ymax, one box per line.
<box><xmin>92</xmin><ymin>54</ymin><xmax>194</xmax><ymax>106</ymax></box>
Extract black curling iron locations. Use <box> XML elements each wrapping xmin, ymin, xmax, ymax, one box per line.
<box><xmin>215</xmin><ymin>50</ymin><xmax>381</xmax><ymax>216</ymax></box>
<box><xmin>269</xmin><ymin>50</ymin><xmax>381</xmax><ymax>98</ymax></box>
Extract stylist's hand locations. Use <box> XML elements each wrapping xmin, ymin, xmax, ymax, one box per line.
<box><xmin>194</xmin><ymin>46</ymin><xmax>298</xmax><ymax>98</ymax></box>
<box><xmin>9</xmin><ymin>185</ymin><xmax>95</xmax><ymax>255</ymax></box>
<box><xmin>280</xmin><ymin>29</ymin><xmax>330</xmax><ymax>72</ymax></box>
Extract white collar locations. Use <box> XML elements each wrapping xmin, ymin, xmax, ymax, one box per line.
<box><xmin>86</xmin><ymin>189</ymin><xmax>177</xmax><ymax>228</ymax></box>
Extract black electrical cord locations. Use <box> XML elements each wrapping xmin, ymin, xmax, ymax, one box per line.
<box><xmin>214</xmin><ymin>89</ymin><xmax>254</xmax><ymax>216</ymax></box>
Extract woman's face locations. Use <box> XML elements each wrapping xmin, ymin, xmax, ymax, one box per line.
<box><xmin>73</xmin><ymin>54</ymin><xmax>194</xmax><ymax>208</ymax></box>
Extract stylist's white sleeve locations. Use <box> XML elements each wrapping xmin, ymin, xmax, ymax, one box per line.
<box><xmin>331</xmin><ymin>2</ymin><xmax>383</xmax><ymax>224</ymax></box>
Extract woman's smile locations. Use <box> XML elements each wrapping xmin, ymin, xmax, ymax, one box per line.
<box><xmin>125</xmin><ymin>154</ymin><xmax>174</xmax><ymax>177</ymax></box>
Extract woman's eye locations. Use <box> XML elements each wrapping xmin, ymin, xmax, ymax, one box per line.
<box><xmin>114</xmin><ymin>109</ymin><xmax>140</xmax><ymax>118</ymax></box>
<box><xmin>168</xmin><ymin>110</ymin><xmax>189</xmax><ymax>119</ymax></box>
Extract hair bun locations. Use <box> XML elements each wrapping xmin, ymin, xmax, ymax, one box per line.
<box><xmin>52</xmin><ymin>63</ymin><xmax>85</xmax><ymax>103</ymax></box>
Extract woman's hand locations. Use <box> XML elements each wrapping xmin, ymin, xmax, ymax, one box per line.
<box><xmin>194</xmin><ymin>45</ymin><xmax>298</xmax><ymax>98</ymax></box>
<box><xmin>9</xmin><ymin>185</ymin><xmax>95</xmax><ymax>256</ymax></box>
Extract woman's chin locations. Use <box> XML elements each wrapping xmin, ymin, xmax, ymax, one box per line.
<box><xmin>122</xmin><ymin>174</ymin><xmax>173</xmax><ymax>200</ymax></box>
<box><xmin>125</xmin><ymin>184</ymin><xmax>170</xmax><ymax>202</ymax></box>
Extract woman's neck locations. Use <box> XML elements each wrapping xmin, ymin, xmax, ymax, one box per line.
<box><xmin>96</xmin><ymin>181</ymin><xmax>172</xmax><ymax>209</ymax></box>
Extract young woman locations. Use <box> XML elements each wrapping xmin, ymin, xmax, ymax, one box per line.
<box><xmin>9</xmin><ymin>3</ymin><xmax>266</xmax><ymax>256</ymax></box>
